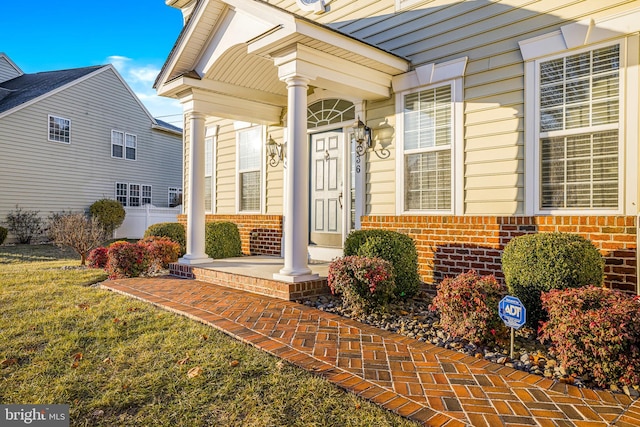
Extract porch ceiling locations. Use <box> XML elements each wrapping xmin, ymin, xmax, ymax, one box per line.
<box><xmin>156</xmin><ymin>0</ymin><xmax>410</xmax><ymax>124</ymax></box>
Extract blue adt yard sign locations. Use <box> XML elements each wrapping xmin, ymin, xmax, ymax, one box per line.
<box><xmin>499</xmin><ymin>295</ymin><xmax>526</xmax><ymax>330</ymax></box>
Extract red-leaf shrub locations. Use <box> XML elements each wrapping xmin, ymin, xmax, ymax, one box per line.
<box><xmin>138</xmin><ymin>236</ymin><xmax>180</xmax><ymax>272</ymax></box>
<box><xmin>539</xmin><ymin>286</ymin><xmax>640</xmax><ymax>387</ymax></box>
<box><xmin>87</xmin><ymin>246</ymin><xmax>109</xmax><ymax>269</ymax></box>
<box><xmin>430</xmin><ymin>270</ymin><xmax>507</xmax><ymax>344</ymax></box>
<box><xmin>106</xmin><ymin>241</ymin><xmax>151</xmax><ymax>279</ymax></box>
<box><xmin>328</xmin><ymin>256</ymin><xmax>396</xmax><ymax>314</ymax></box>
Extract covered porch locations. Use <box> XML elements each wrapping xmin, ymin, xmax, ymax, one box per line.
<box><xmin>155</xmin><ymin>0</ymin><xmax>409</xmax><ymax>288</ymax></box>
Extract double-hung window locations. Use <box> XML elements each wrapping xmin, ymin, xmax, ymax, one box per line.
<box><xmin>402</xmin><ymin>84</ymin><xmax>453</xmax><ymax>212</ymax></box>
<box><xmin>168</xmin><ymin>187</ymin><xmax>182</xmax><ymax>207</ymax></box>
<box><xmin>115</xmin><ymin>183</ymin><xmax>151</xmax><ymax>206</ymax></box>
<box><xmin>237</xmin><ymin>126</ymin><xmax>262</xmax><ymax>212</ymax></box>
<box><xmin>112</xmin><ymin>130</ymin><xmax>137</xmax><ymax>160</ymax></box>
<box><xmin>537</xmin><ymin>44</ymin><xmax>620</xmax><ymax>210</ymax></box>
<box><xmin>48</xmin><ymin>115</ymin><xmax>70</xmax><ymax>143</ymax></box>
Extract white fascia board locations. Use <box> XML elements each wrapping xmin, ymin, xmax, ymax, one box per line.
<box><xmin>392</xmin><ymin>57</ymin><xmax>468</xmax><ymax>93</ymax></box>
<box><xmin>293</xmin><ymin>20</ymin><xmax>409</xmax><ymax>73</ymax></box>
<box><xmin>181</xmin><ymin>89</ymin><xmax>282</xmax><ymax>125</ymax></box>
<box><xmin>158</xmin><ymin>75</ymin><xmax>287</xmax><ymax>105</ymax></box>
<box><xmin>0</xmin><ymin>66</ymin><xmax>109</xmax><ymax>120</ymax></box>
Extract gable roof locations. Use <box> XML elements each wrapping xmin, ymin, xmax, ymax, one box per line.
<box><xmin>0</xmin><ymin>65</ymin><xmax>104</xmax><ymax>115</ymax></box>
<box><xmin>153</xmin><ymin>118</ymin><xmax>183</xmax><ymax>135</ymax></box>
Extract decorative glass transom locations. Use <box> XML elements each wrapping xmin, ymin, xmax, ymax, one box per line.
<box><xmin>307</xmin><ymin>99</ymin><xmax>355</xmax><ymax>129</ymax></box>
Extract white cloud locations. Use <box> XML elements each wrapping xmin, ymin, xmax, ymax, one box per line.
<box><xmin>106</xmin><ymin>55</ymin><xmax>183</xmax><ymax>128</ymax></box>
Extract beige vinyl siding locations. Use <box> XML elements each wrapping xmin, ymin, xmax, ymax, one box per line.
<box><xmin>213</xmin><ymin>121</ymin><xmax>237</xmax><ymax>214</ymax></box>
<box><xmin>0</xmin><ymin>57</ymin><xmax>21</xmax><ymax>83</ymax></box>
<box><xmin>0</xmin><ymin>68</ymin><xmax>182</xmax><ymax>223</ymax></box>
<box><xmin>365</xmin><ymin>97</ymin><xmax>396</xmax><ymax>215</ymax></box>
<box><xmin>264</xmin><ymin>126</ymin><xmax>284</xmax><ymax>215</ymax></box>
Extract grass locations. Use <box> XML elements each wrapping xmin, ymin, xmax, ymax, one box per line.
<box><xmin>0</xmin><ymin>244</ymin><xmax>417</xmax><ymax>426</ymax></box>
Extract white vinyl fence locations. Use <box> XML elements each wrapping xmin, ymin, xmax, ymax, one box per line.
<box><xmin>114</xmin><ymin>205</ymin><xmax>181</xmax><ymax>239</ymax></box>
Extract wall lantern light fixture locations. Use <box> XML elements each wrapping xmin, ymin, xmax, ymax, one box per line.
<box><xmin>266</xmin><ymin>135</ymin><xmax>284</xmax><ymax>167</ymax></box>
<box><xmin>352</xmin><ymin>116</ymin><xmax>372</xmax><ymax>158</ymax></box>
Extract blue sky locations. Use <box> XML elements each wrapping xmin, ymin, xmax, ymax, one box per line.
<box><xmin>1</xmin><ymin>1</ymin><xmax>185</xmax><ymax>126</ymax></box>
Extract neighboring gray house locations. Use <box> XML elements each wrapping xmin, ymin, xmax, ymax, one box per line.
<box><xmin>0</xmin><ymin>53</ymin><xmax>183</xmax><ymax>238</ymax></box>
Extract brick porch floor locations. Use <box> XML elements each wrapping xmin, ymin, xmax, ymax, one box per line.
<box><xmin>102</xmin><ymin>276</ymin><xmax>640</xmax><ymax>427</ymax></box>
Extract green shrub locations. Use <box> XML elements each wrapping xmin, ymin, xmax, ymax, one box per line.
<box><xmin>344</xmin><ymin>229</ymin><xmax>420</xmax><ymax>298</ymax></box>
<box><xmin>105</xmin><ymin>241</ymin><xmax>151</xmax><ymax>279</ymax></box>
<box><xmin>144</xmin><ymin>222</ymin><xmax>186</xmax><ymax>256</ymax></box>
<box><xmin>501</xmin><ymin>232</ymin><xmax>604</xmax><ymax>328</ymax></box>
<box><xmin>540</xmin><ymin>286</ymin><xmax>640</xmax><ymax>388</ymax></box>
<box><xmin>430</xmin><ymin>270</ymin><xmax>507</xmax><ymax>344</ymax></box>
<box><xmin>328</xmin><ymin>256</ymin><xmax>396</xmax><ymax>315</ymax></box>
<box><xmin>0</xmin><ymin>226</ymin><xmax>7</xmax><ymax>245</ymax></box>
<box><xmin>5</xmin><ymin>205</ymin><xmax>42</xmax><ymax>244</ymax></box>
<box><xmin>205</xmin><ymin>222</ymin><xmax>242</xmax><ymax>259</ymax></box>
<box><xmin>89</xmin><ymin>199</ymin><xmax>126</xmax><ymax>236</ymax></box>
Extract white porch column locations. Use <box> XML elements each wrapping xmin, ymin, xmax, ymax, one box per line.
<box><xmin>180</xmin><ymin>112</ymin><xmax>213</xmax><ymax>265</ymax></box>
<box><xmin>274</xmin><ymin>76</ymin><xmax>318</xmax><ymax>282</ymax></box>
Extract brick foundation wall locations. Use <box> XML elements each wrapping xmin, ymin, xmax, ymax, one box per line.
<box><xmin>361</xmin><ymin>215</ymin><xmax>637</xmax><ymax>293</ymax></box>
<box><xmin>178</xmin><ymin>214</ymin><xmax>282</xmax><ymax>256</ymax></box>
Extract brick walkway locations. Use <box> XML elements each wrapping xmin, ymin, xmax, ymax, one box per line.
<box><xmin>102</xmin><ymin>277</ymin><xmax>640</xmax><ymax>427</ymax></box>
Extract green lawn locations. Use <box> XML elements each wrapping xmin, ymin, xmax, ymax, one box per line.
<box><xmin>0</xmin><ymin>244</ymin><xmax>416</xmax><ymax>426</ymax></box>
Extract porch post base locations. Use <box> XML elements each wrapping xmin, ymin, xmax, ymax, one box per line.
<box><xmin>273</xmin><ymin>272</ymin><xmax>320</xmax><ymax>283</ymax></box>
<box><xmin>178</xmin><ymin>255</ymin><xmax>214</xmax><ymax>265</ymax></box>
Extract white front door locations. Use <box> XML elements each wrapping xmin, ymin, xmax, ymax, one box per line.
<box><xmin>310</xmin><ymin>130</ymin><xmax>343</xmax><ymax>248</ymax></box>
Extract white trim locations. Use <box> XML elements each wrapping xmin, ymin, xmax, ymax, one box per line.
<box><xmin>395</xmin><ymin>0</ymin><xmax>425</xmax><ymax>12</ymax></box>
<box><xmin>47</xmin><ymin>114</ymin><xmax>71</xmax><ymax>144</ymax></box>
<box><xmin>395</xmin><ymin>78</ymin><xmax>464</xmax><ymax>216</ymax></box>
<box><xmin>524</xmin><ymin>38</ymin><xmax>635</xmax><ymax>215</ymax></box>
<box><xmin>295</xmin><ymin>0</ymin><xmax>331</xmax><ymax>14</ymax></box>
<box><xmin>519</xmin><ymin>6</ymin><xmax>640</xmax><ymax>61</ymax></box>
<box><xmin>392</xmin><ymin>57</ymin><xmax>468</xmax><ymax>93</ymax></box>
<box><xmin>141</xmin><ymin>184</ymin><xmax>152</xmax><ymax>206</ymax></box>
<box><xmin>168</xmin><ymin>186</ymin><xmax>183</xmax><ymax>208</ymax></box>
<box><xmin>235</xmin><ymin>125</ymin><xmax>264</xmax><ymax>214</ymax></box>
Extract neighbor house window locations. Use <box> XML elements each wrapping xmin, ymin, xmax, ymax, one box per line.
<box><xmin>48</xmin><ymin>115</ymin><xmax>70</xmax><ymax>143</ymax></box>
<box><xmin>116</xmin><ymin>182</ymin><xmax>128</xmax><ymax>206</ymax></box>
<box><xmin>402</xmin><ymin>84</ymin><xmax>452</xmax><ymax>211</ymax></box>
<box><xmin>112</xmin><ymin>130</ymin><xmax>137</xmax><ymax>160</ymax></box>
<box><xmin>168</xmin><ymin>187</ymin><xmax>182</xmax><ymax>207</ymax></box>
<box><xmin>237</xmin><ymin>126</ymin><xmax>262</xmax><ymax>212</ymax></box>
<box><xmin>111</xmin><ymin>131</ymin><xmax>124</xmax><ymax>157</ymax></box>
<box><xmin>141</xmin><ymin>185</ymin><xmax>152</xmax><ymax>205</ymax></box>
<box><xmin>537</xmin><ymin>44</ymin><xmax>620</xmax><ymax>210</ymax></box>
<box><xmin>125</xmin><ymin>134</ymin><xmax>137</xmax><ymax>160</ymax></box>
<box><xmin>116</xmin><ymin>182</ymin><xmax>151</xmax><ymax>206</ymax></box>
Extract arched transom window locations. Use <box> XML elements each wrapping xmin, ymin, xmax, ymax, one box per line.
<box><xmin>307</xmin><ymin>99</ymin><xmax>355</xmax><ymax>129</ymax></box>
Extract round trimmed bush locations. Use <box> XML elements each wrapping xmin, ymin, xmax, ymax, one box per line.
<box><xmin>89</xmin><ymin>199</ymin><xmax>125</xmax><ymax>236</ymax></box>
<box><xmin>501</xmin><ymin>232</ymin><xmax>604</xmax><ymax>328</ymax></box>
<box><xmin>144</xmin><ymin>222</ymin><xmax>186</xmax><ymax>256</ymax></box>
<box><xmin>0</xmin><ymin>226</ymin><xmax>7</xmax><ymax>245</ymax></box>
<box><xmin>205</xmin><ymin>222</ymin><xmax>242</xmax><ymax>259</ymax></box>
<box><xmin>344</xmin><ymin>229</ymin><xmax>420</xmax><ymax>298</ymax></box>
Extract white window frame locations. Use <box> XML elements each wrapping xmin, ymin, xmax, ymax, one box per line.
<box><xmin>125</xmin><ymin>133</ymin><xmax>137</xmax><ymax>161</ymax></box>
<box><xmin>116</xmin><ymin>182</ymin><xmax>128</xmax><ymax>206</ymax></box>
<box><xmin>48</xmin><ymin>115</ymin><xmax>70</xmax><ymax>144</ymax></box>
<box><xmin>393</xmin><ymin>58</ymin><xmax>466</xmax><ymax>215</ymax></box>
<box><xmin>520</xmin><ymin>15</ymin><xmax>640</xmax><ymax>216</ymax></box>
<box><xmin>235</xmin><ymin>124</ymin><xmax>264</xmax><ymax>214</ymax></box>
<box><xmin>111</xmin><ymin>130</ymin><xmax>137</xmax><ymax>160</ymax></box>
<box><xmin>129</xmin><ymin>183</ymin><xmax>141</xmax><ymax>207</ymax></box>
<box><xmin>111</xmin><ymin>130</ymin><xmax>124</xmax><ymax>158</ymax></box>
<box><xmin>204</xmin><ymin>125</ymin><xmax>218</xmax><ymax>213</ymax></box>
<box><xmin>141</xmin><ymin>185</ymin><xmax>152</xmax><ymax>206</ymax></box>
<box><xmin>168</xmin><ymin>187</ymin><xmax>183</xmax><ymax>208</ymax></box>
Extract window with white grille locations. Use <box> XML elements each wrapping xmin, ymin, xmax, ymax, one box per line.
<box><xmin>538</xmin><ymin>44</ymin><xmax>620</xmax><ymax>210</ymax></box>
<box><xmin>112</xmin><ymin>130</ymin><xmax>137</xmax><ymax>160</ymax></box>
<box><xmin>49</xmin><ymin>115</ymin><xmax>70</xmax><ymax>143</ymax></box>
<box><xmin>403</xmin><ymin>85</ymin><xmax>452</xmax><ymax>211</ymax></box>
<box><xmin>237</xmin><ymin>127</ymin><xmax>262</xmax><ymax>212</ymax></box>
